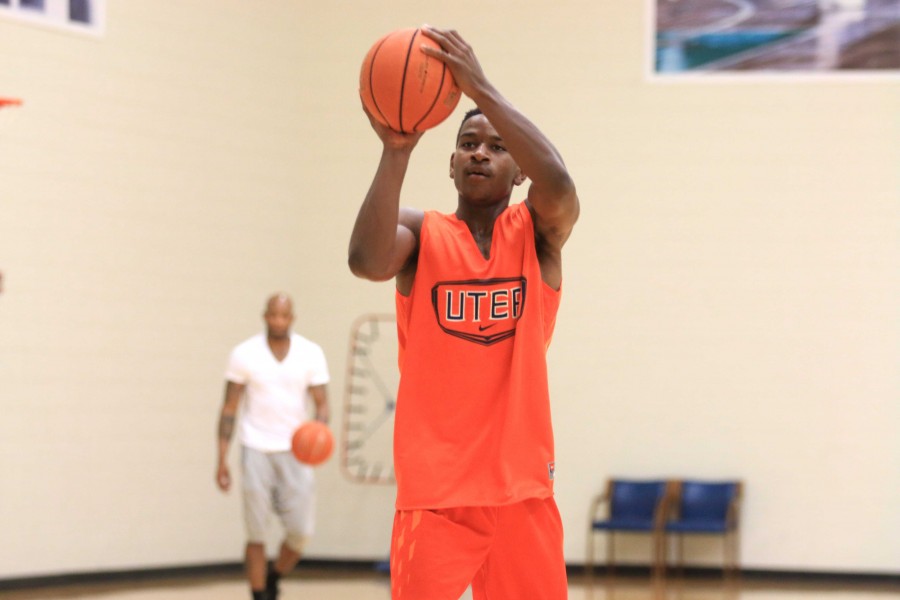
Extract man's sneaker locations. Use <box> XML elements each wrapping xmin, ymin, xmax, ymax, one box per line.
<box><xmin>265</xmin><ymin>565</ymin><xmax>281</xmax><ymax>600</ymax></box>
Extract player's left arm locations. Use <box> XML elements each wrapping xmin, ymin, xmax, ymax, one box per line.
<box><xmin>309</xmin><ymin>384</ymin><xmax>329</xmax><ymax>424</ymax></box>
<box><xmin>422</xmin><ymin>26</ymin><xmax>579</xmax><ymax>287</ymax></box>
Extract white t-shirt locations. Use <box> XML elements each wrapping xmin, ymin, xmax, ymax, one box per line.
<box><xmin>225</xmin><ymin>332</ymin><xmax>330</xmax><ymax>452</ymax></box>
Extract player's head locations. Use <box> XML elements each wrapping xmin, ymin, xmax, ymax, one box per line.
<box><xmin>451</xmin><ymin>108</ymin><xmax>526</xmax><ymax>203</ymax></box>
<box><xmin>263</xmin><ymin>293</ymin><xmax>294</xmax><ymax>339</ymax></box>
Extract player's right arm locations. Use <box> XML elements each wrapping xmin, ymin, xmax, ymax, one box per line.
<box><xmin>215</xmin><ymin>380</ymin><xmax>245</xmax><ymax>492</ymax></box>
<box><xmin>349</xmin><ymin>104</ymin><xmax>425</xmax><ymax>294</ymax></box>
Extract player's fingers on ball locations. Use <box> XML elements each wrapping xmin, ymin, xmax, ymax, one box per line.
<box><xmin>424</xmin><ymin>25</ymin><xmax>460</xmax><ymax>52</ymax></box>
<box><xmin>420</xmin><ymin>24</ymin><xmax>442</xmax><ymax>42</ymax></box>
<box><xmin>420</xmin><ymin>43</ymin><xmax>441</xmax><ymax>57</ymax></box>
<box><xmin>444</xmin><ymin>29</ymin><xmax>467</xmax><ymax>48</ymax></box>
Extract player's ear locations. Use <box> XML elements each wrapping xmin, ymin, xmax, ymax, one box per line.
<box><xmin>514</xmin><ymin>169</ymin><xmax>527</xmax><ymax>186</ymax></box>
<box><xmin>449</xmin><ymin>152</ymin><xmax>456</xmax><ymax>179</ymax></box>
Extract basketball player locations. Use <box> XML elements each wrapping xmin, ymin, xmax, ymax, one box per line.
<box><xmin>349</xmin><ymin>26</ymin><xmax>579</xmax><ymax>600</ymax></box>
<box><xmin>215</xmin><ymin>293</ymin><xmax>331</xmax><ymax>600</ymax></box>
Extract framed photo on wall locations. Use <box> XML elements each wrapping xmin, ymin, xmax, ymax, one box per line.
<box><xmin>650</xmin><ymin>0</ymin><xmax>900</xmax><ymax>79</ymax></box>
<box><xmin>0</xmin><ymin>0</ymin><xmax>105</xmax><ymax>37</ymax></box>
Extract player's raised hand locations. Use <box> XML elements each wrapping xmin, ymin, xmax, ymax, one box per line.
<box><xmin>360</xmin><ymin>98</ymin><xmax>425</xmax><ymax>152</ymax></box>
<box><xmin>419</xmin><ymin>26</ymin><xmax>489</xmax><ymax>101</ymax></box>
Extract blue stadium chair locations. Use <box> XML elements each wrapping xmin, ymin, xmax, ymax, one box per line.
<box><xmin>586</xmin><ymin>478</ymin><xmax>672</xmax><ymax>581</ymax></box>
<box><xmin>665</xmin><ymin>480</ymin><xmax>743</xmax><ymax>581</ymax></box>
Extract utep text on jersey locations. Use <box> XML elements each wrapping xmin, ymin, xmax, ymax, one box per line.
<box><xmin>432</xmin><ymin>276</ymin><xmax>527</xmax><ymax>345</ymax></box>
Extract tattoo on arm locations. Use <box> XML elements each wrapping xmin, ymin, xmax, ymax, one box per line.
<box><xmin>218</xmin><ymin>415</ymin><xmax>235</xmax><ymax>441</ymax></box>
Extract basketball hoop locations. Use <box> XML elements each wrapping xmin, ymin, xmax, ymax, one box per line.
<box><xmin>342</xmin><ymin>313</ymin><xmax>399</xmax><ymax>485</ymax></box>
<box><xmin>0</xmin><ymin>98</ymin><xmax>23</xmax><ymax>109</ymax></box>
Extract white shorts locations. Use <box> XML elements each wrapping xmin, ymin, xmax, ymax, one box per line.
<box><xmin>241</xmin><ymin>446</ymin><xmax>316</xmax><ymax>543</ymax></box>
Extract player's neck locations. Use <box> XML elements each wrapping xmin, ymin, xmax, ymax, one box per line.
<box><xmin>455</xmin><ymin>198</ymin><xmax>508</xmax><ymax>228</ymax></box>
<box><xmin>456</xmin><ymin>201</ymin><xmax>507</xmax><ymax>260</ymax></box>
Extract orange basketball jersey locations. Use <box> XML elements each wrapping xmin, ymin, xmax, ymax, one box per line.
<box><xmin>394</xmin><ymin>202</ymin><xmax>561</xmax><ymax>509</ymax></box>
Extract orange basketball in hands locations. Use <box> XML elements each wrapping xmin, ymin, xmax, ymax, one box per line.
<box><xmin>360</xmin><ymin>28</ymin><xmax>461</xmax><ymax>133</ymax></box>
<box><xmin>291</xmin><ymin>421</ymin><xmax>334</xmax><ymax>466</ymax></box>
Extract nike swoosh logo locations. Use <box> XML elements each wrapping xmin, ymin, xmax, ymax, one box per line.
<box><xmin>478</xmin><ymin>324</ymin><xmax>497</xmax><ymax>331</ymax></box>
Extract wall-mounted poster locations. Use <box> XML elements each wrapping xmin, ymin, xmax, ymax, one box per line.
<box><xmin>652</xmin><ymin>0</ymin><xmax>900</xmax><ymax>77</ymax></box>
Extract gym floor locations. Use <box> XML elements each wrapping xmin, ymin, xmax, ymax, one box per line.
<box><xmin>3</xmin><ymin>568</ymin><xmax>897</xmax><ymax>600</ymax></box>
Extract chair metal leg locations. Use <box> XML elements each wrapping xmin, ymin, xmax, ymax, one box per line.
<box><xmin>660</xmin><ymin>530</ymin><xmax>670</xmax><ymax>581</ymax></box>
<box><xmin>677</xmin><ymin>533</ymin><xmax>684</xmax><ymax>579</ymax></box>
<box><xmin>727</xmin><ymin>529</ymin><xmax>741</xmax><ymax>590</ymax></box>
<box><xmin>724</xmin><ymin>530</ymin><xmax>738</xmax><ymax>598</ymax></box>
<box><xmin>652</xmin><ymin>530</ymin><xmax>665</xmax><ymax>582</ymax></box>
<box><xmin>606</xmin><ymin>531</ymin><xmax>616</xmax><ymax>584</ymax></box>
<box><xmin>723</xmin><ymin>532</ymin><xmax>730</xmax><ymax>579</ymax></box>
<box><xmin>671</xmin><ymin>533</ymin><xmax>685</xmax><ymax>597</ymax></box>
<box><xmin>586</xmin><ymin>528</ymin><xmax>595</xmax><ymax>585</ymax></box>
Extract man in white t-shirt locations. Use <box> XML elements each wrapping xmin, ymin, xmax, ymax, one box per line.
<box><xmin>215</xmin><ymin>293</ymin><xmax>330</xmax><ymax>600</ymax></box>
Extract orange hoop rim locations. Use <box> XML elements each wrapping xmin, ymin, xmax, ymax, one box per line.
<box><xmin>0</xmin><ymin>98</ymin><xmax>23</xmax><ymax>108</ymax></box>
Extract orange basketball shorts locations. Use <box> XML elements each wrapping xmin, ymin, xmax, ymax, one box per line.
<box><xmin>390</xmin><ymin>496</ymin><xmax>567</xmax><ymax>600</ymax></box>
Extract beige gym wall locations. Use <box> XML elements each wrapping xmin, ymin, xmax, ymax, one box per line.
<box><xmin>1</xmin><ymin>0</ymin><xmax>897</xmax><ymax>579</ymax></box>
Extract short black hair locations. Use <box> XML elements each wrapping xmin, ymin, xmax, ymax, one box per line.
<box><xmin>456</xmin><ymin>107</ymin><xmax>483</xmax><ymax>142</ymax></box>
